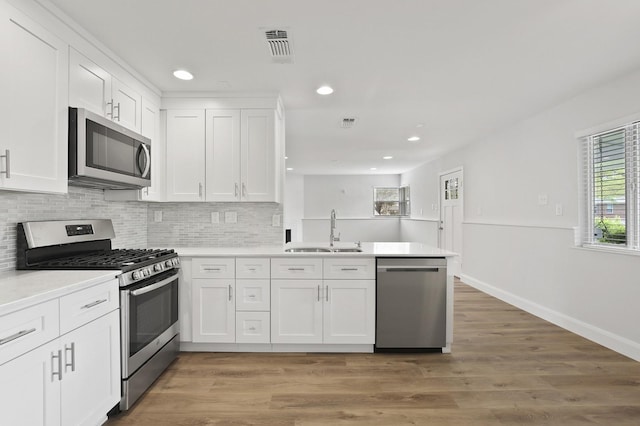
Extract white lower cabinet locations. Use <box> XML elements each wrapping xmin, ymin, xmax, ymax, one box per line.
<box><xmin>323</xmin><ymin>280</ymin><xmax>375</xmax><ymax>344</ymax></box>
<box><xmin>271</xmin><ymin>280</ymin><xmax>323</xmax><ymax>344</ymax></box>
<box><xmin>0</xmin><ymin>279</ymin><xmax>120</xmax><ymax>426</ymax></box>
<box><xmin>236</xmin><ymin>311</ymin><xmax>270</xmax><ymax>343</ymax></box>
<box><xmin>192</xmin><ymin>279</ymin><xmax>235</xmax><ymax>343</ymax></box>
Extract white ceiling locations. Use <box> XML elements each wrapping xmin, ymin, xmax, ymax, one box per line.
<box><xmin>44</xmin><ymin>0</ymin><xmax>640</xmax><ymax>175</ymax></box>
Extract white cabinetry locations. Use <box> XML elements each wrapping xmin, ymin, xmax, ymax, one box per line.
<box><xmin>69</xmin><ymin>48</ymin><xmax>142</xmax><ymax>132</ymax></box>
<box><xmin>0</xmin><ymin>278</ymin><xmax>120</xmax><ymax>426</ymax></box>
<box><xmin>165</xmin><ymin>110</ymin><xmax>205</xmax><ymax>201</ymax></box>
<box><xmin>235</xmin><ymin>258</ymin><xmax>270</xmax><ymax>343</ymax></box>
<box><xmin>191</xmin><ymin>258</ymin><xmax>235</xmax><ymax>342</ymax></box>
<box><xmin>0</xmin><ymin>1</ymin><xmax>68</xmax><ymax>194</ymax></box>
<box><xmin>205</xmin><ymin>109</ymin><xmax>276</xmax><ymax>202</ymax></box>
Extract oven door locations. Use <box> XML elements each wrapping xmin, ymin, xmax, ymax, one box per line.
<box><xmin>121</xmin><ymin>269</ymin><xmax>179</xmax><ymax>378</ymax></box>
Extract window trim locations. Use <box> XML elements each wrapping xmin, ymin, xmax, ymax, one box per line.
<box><xmin>373</xmin><ymin>186</ymin><xmax>410</xmax><ymax>217</ymax></box>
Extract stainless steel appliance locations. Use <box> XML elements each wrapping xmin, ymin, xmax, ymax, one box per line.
<box><xmin>68</xmin><ymin>107</ymin><xmax>151</xmax><ymax>189</ymax></box>
<box><xmin>375</xmin><ymin>257</ymin><xmax>447</xmax><ymax>351</ymax></box>
<box><xmin>17</xmin><ymin>219</ymin><xmax>179</xmax><ymax>411</ymax></box>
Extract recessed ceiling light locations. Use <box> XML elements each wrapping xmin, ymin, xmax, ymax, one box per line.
<box><xmin>416</xmin><ymin>123</ymin><xmax>425</xmax><ymax>128</ymax></box>
<box><xmin>407</xmin><ymin>136</ymin><xmax>421</xmax><ymax>142</ymax></box>
<box><xmin>370</xmin><ymin>167</ymin><xmax>377</xmax><ymax>171</ymax></box>
<box><xmin>383</xmin><ymin>156</ymin><xmax>393</xmax><ymax>160</ymax></box>
<box><xmin>173</xmin><ymin>69</ymin><xmax>194</xmax><ymax>80</ymax></box>
<box><xmin>316</xmin><ymin>85</ymin><xmax>334</xmax><ymax>95</ymax></box>
<box><xmin>286</xmin><ymin>167</ymin><xmax>293</xmax><ymax>171</ymax></box>
<box><xmin>284</xmin><ymin>156</ymin><xmax>288</xmax><ymax>160</ymax></box>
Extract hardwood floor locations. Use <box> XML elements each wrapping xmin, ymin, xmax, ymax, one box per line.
<box><xmin>108</xmin><ymin>280</ymin><xmax>640</xmax><ymax>425</ymax></box>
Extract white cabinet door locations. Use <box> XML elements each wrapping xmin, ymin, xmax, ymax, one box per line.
<box><xmin>0</xmin><ymin>2</ymin><xmax>68</xmax><ymax>194</ymax></box>
<box><xmin>241</xmin><ymin>109</ymin><xmax>275</xmax><ymax>201</ymax></box>
<box><xmin>60</xmin><ymin>310</ymin><xmax>120</xmax><ymax>426</ymax></box>
<box><xmin>166</xmin><ymin>110</ymin><xmax>205</xmax><ymax>201</ymax></box>
<box><xmin>112</xmin><ymin>77</ymin><xmax>142</xmax><ymax>132</ymax></box>
<box><xmin>140</xmin><ymin>99</ymin><xmax>164</xmax><ymax>201</ymax></box>
<box><xmin>205</xmin><ymin>109</ymin><xmax>241</xmax><ymax>201</ymax></box>
<box><xmin>323</xmin><ymin>280</ymin><xmax>375</xmax><ymax>344</ymax></box>
<box><xmin>69</xmin><ymin>47</ymin><xmax>111</xmax><ymax>117</ymax></box>
<box><xmin>271</xmin><ymin>280</ymin><xmax>323</xmax><ymax>344</ymax></box>
<box><xmin>192</xmin><ymin>279</ymin><xmax>235</xmax><ymax>343</ymax></box>
<box><xmin>0</xmin><ymin>340</ymin><xmax>61</xmax><ymax>426</ymax></box>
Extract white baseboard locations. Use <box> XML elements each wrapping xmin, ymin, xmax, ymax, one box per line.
<box><xmin>460</xmin><ymin>273</ymin><xmax>640</xmax><ymax>362</ymax></box>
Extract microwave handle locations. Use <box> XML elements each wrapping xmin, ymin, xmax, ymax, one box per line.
<box><xmin>137</xmin><ymin>144</ymin><xmax>151</xmax><ymax>178</ymax></box>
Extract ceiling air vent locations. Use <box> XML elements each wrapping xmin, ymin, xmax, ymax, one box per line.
<box><xmin>340</xmin><ymin>117</ymin><xmax>357</xmax><ymax>129</ymax></box>
<box><xmin>265</xmin><ymin>29</ymin><xmax>294</xmax><ymax>63</ymax></box>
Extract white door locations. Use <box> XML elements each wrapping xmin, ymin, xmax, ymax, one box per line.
<box><xmin>439</xmin><ymin>169</ymin><xmax>463</xmax><ymax>276</ymax></box>
<box><xmin>323</xmin><ymin>280</ymin><xmax>375</xmax><ymax>344</ymax></box>
<box><xmin>205</xmin><ymin>109</ymin><xmax>241</xmax><ymax>201</ymax></box>
<box><xmin>192</xmin><ymin>279</ymin><xmax>235</xmax><ymax>343</ymax></box>
<box><xmin>0</xmin><ymin>340</ymin><xmax>61</xmax><ymax>426</ymax></box>
<box><xmin>241</xmin><ymin>109</ymin><xmax>275</xmax><ymax>201</ymax></box>
<box><xmin>60</xmin><ymin>310</ymin><xmax>120</xmax><ymax>426</ymax></box>
<box><xmin>271</xmin><ymin>280</ymin><xmax>323</xmax><ymax>344</ymax></box>
<box><xmin>165</xmin><ymin>110</ymin><xmax>205</xmax><ymax>201</ymax></box>
<box><xmin>112</xmin><ymin>78</ymin><xmax>142</xmax><ymax>132</ymax></box>
<box><xmin>0</xmin><ymin>3</ymin><xmax>68</xmax><ymax>194</ymax></box>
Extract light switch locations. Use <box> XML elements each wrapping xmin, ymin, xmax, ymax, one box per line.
<box><xmin>225</xmin><ymin>212</ymin><xmax>237</xmax><ymax>223</ymax></box>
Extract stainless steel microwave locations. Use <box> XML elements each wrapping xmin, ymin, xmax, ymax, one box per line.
<box><xmin>68</xmin><ymin>107</ymin><xmax>151</xmax><ymax>189</ymax></box>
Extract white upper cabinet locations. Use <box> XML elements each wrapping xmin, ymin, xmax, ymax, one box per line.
<box><xmin>205</xmin><ymin>109</ymin><xmax>277</xmax><ymax>202</ymax></box>
<box><xmin>69</xmin><ymin>48</ymin><xmax>142</xmax><ymax>132</ymax></box>
<box><xmin>140</xmin><ymin>99</ymin><xmax>164</xmax><ymax>201</ymax></box>
<box><xmin>0</xmin><ymin>1</ymin><xmax>68</xmax><ymax>194</ymax></box>
<box><xmin>165</xmin><ymin>110</ymin><xmax>205</xmax><ymax>201</ymax></box>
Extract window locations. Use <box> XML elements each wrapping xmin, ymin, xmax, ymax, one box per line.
<box><xmin>373</xmin><ymin>186</ymin><xmax>410</xmax><ymax>216</ymax></box>
<box><xmin>581</xmin><ymin>121</ymin><xmax>639</xmax><ymax>250</ymax></box>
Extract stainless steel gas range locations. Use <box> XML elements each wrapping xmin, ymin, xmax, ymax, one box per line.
<box><xmin>17</xmin><ymin>219</ymin><xmax>179</xmax><ymax>411</ymax></box>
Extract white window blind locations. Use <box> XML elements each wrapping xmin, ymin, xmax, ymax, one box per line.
<box><xmin>581</xmin><ymin>121</ymin><xmax>640</xmax><ymax>251</ymax></box>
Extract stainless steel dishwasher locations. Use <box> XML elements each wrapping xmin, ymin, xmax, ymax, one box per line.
<box><xmin>375</xmin><ymin>257</ymin><xmax>447</xmax><ymax>351</ymax></box>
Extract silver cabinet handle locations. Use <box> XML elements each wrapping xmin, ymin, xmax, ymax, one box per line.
<box><xmin>248</xmin><ymin>327</ymin><xmax>256</xmax><ymax>331</ymax></box>
<box><xmin>242</xmin><ymin>183</ymin><xmax>247</xmax><ymax>198</ymax></box>
<box><xmin>0</xmin><ymin>327</ymin><xmax>36</xmax><ymax>346</ymax></box>
<box><xmin>81</xmin><ymin>299</ymin><xmax>107</xmax><ymax>310</ymax></box>
<box><xmin>203</xmin><ymin>267</ymin><xmax>221</xmax><ymax>271</ymax></box>
<box><xmin>341</xmin><ymin>268</ymin><xmax>358</xmax><ymax>271</ymax></box>
<box><xmin>235</xmin><ymin>183</ymin><xmax>239</xmax><ymax>197</ymax></box>
<box><xmin>0</xmin><ymin>149</ymin><xmax>10</xmax><ymax>178</ymax></box>
<box><xmin>199</xmin><ymin>182</ymin><xmax>203</xmax><ymax>198</ymax></box>
<box><xmin>287</xmin><ymin>267</ymin><xmax>305</xmax><ymax>271</ymax></box>
<box><xmin>317</xmin><ymin>285</ymin><xmax>321</xmax><ymax>302</ymax></box>
<box><xmin>326</xmin><ymin>285</ymin><xmax>329</xmax><ymax>302</ymax></box>
<box><xmin>248</xmin><ymin>294</ymin><xmax>256</xmax><ymax>299</ymax></box>
<box><xmin>51</xmin><ymin>350</ymin><xmax>63</xmax><ymax>382</ymax></box>
<box><xmin>106</xmin><ymin>100</ymin><xmax>113</xmax><ymax>117</ymax></box>
<box><xmin>113</xmin><ymin>102</ymin><xmax>121</xmax><ymax>121</ymax></box>
<box><xmin>228</xmin><ymin>285</ymin><xmax>233</xmax><ymax>301</ymax></box>
<box><xmin>64</xmin><ymin>342</ymin><xmax>75</xmax><ymax>372</ymax></box>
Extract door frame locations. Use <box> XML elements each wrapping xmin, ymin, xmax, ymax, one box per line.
<box><xmin>438</xmin><ymin>167</ymin><xmax>464</xmax><ymax>275</ymax></box>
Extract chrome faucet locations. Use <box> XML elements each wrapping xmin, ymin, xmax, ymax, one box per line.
<box><xmin>330</xmin><ymin>209</ymin><xmax>340</xmax><ymax>246</ymax></box>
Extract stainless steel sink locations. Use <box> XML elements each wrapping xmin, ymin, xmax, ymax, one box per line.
<box><xmin>284</xmin><ymin>247</ymin><xmax>362</xmax><ymax>253</ymax></box>
<box><xmin>284</xmin><ymin>247</ymin><xmax>332</xmax><ymax>253</ymax></box>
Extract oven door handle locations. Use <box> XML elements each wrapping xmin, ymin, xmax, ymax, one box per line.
<box><xmin>130</xmin><ymin>274</ymin><xmax>176</xmax><ymax>296</ymax></box>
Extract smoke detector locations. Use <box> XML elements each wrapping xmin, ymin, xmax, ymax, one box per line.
<box><xmin>264</xmin><ymin>29</ymin><xmax>294</xmax><ymax>63</ymax></box>
<box><xmin>340</xmin><ymin>117</ymin><xmax>358</xmax><ymax>129</ymax></box>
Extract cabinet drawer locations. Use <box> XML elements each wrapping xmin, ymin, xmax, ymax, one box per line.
<box><xmin>236</xmin><ymin>311</ymin><xmax>270</xmax><ymax>343</ymax></box>
<box><xmin>236</xmin><ymin>258</ymin><xmax>270</xmax><ymax>279</ymax></box>
<box><xmin>0</xmin><ymin>299</ymin><xmax>59</xmax><ymax>365</ymax></box>
<box><xmin>236</xmin><ymin>280</ymin><xmax>270</xmax><ymax>311</ymax></box>
<box><xmin>271</xmin><ymin>258</ymin><xmax>323</xmax><ymax>279</ymax></box>
<box><xmin>59</xmin><ymin>279</ymin><xmax>119</xmax><ymax>335</ymax></box>
<box><xmin>192</xmin><ymin>258</ymin><xmax>235</xmax><ymax>278</ymax></box>
<box><xmin>323</xmin><ymin>258</ymin><xmax>376</xmax><ymax>279</ymax></box>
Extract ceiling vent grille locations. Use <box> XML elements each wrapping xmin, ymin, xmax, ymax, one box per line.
<box><xmin>340</xmin><ymin>117</ymin><xmax>357</xmax><ymax>129</ymax></box>
<box><xmin>265</xmin><ymin>30</ymin><xmax>293</xmax><ymax>63</ymax></box>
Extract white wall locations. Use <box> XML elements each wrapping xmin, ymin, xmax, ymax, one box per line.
<box><xmin>283</xmin><ymin>173</ymin><xmax>304</xmax><ymax>242</ymax></box>
<box><xmin>401</xmin><ymin>68</ymin><xmax>640</xmax><ymax>361</ymax></box>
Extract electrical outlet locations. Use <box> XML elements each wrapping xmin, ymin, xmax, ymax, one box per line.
<box><xmin>154</xmin><ymin>211</ymin><xmax>162</xmax><ymax>222</ymax></box>
<box><xmin>225</xmin><ymin>212</ymin><xmax>237</xmax><ymax>223</ymax></box>
<box><xmin>538</xmin><ymin>193</ymin><xmax>548</xmax><ymax>205</ymax></box>
<box><xmin>555</xmin><ymin>204</ymin><xmax>563</xmax><ymax>216</ymax></box>
<box><xmin>211</xmin><ymin>212</ymin><xmax>219</xmax><ymax>224</ymax></box>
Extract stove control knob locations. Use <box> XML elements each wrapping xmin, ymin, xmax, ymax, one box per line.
<box><xmin>132</xmin><ymin>271</ymin><xmax>142</xmax><ymax>280</ymax></box>
<box><xmin>154</xmin><ymin>264</ymin><xmax>163</xmax><ymax>272</ymax></box>
<box><xmin>173</xmin><ymin>258</ymin><xmax>180</xmax><ymax>266</ymax></box>
<box><xmin>165</xmin><ymin>260</ymin><xmax>173</xmax><ymax>268</ymax></box>
<box><xmin>143</xmin><ymin>268</ymin><xmax>151</xmax><ymax>277</ymax></box>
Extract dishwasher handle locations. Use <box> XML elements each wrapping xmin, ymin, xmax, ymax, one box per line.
<box><xmin>377</xmin><ymin>266</ymin><xmax>443</xmax><ymax>272</ymax></box>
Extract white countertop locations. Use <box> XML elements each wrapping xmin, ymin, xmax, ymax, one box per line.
<box><xmin>0</xmin><ymin>270</ymin><xmax>118</xmax><ymax>316</ymax></box>
<box><xmin>174</xmin><ymin>242</ymin><xmax>456</xmax><ymax>258</ymax></box>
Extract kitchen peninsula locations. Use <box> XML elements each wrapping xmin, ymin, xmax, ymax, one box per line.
<box><xmin>176</xmin><ymin>242</ymin><xmax>456</xmax><ymax>354</ymax></box>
